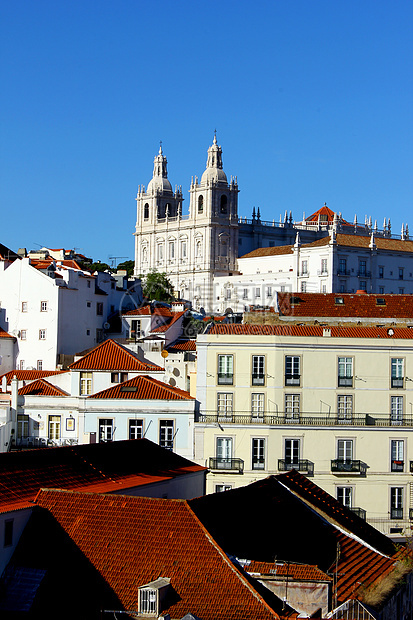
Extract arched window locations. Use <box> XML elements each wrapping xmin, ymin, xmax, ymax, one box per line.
<box><xmin>220</xmin><ymin>238</ymin><xmax>228</xmax><ymax>257</ymax></box>
<box><xmin>198</xmin><ymin>195</ymin><xmax>204</xmax><ymax>213</ymax></box>
<box><xmin>196</xmin><ymin>239</ymin><xmax>202</xmax><ymax>258</ymax></box>
<box><xmin>220</xmin><ymin>195</ymin><xmax>228</xmax><ymax>214</ymax></box>
<box><xmin>144</xmin><ymin>203</ymin><xmax>149</xmax><ymax>220</ymax></box>
<box><xmin>142</xmin><ymin>246</ymin><xmax>148</xmax><ymax>263</ymax></box>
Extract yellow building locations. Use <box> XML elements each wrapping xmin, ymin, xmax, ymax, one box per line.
<box><xmin>195</xmin><ymin>324</ymin><xmax>413</xmax><ymax>537</ymax></box>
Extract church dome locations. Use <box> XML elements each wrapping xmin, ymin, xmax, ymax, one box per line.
<box><xmin>200</xmin><ymin>134</ymin><xmax>228</xmax><ymax>185</ymax></box>
<box><xmin>147</xmin><ymin>175</ymin><xmax>172</xmax><ymax>194</ymax></box>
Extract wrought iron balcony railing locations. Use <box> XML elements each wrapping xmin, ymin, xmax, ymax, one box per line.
<box><xmin>209</xmin><ymin>457</ymin><xmax>244</xmax><ymax>473</ymax></box>
<box><xmin>391</xmin><ymin>460</ymin><xmax>404</xmax><ymax>472</ymax></box>
<box><xmin>278</xmin><ymin>459</ymin><xmax>314</xmax><ymax>476</ymax></box>
<box><xmin>331</xmin><ymin>459</ymin><xmax>367</xmax><ymax>475</ymax></box>
<box><xmin>252</xmin><ymin>373</ymin><xmax>265</xmax><ymax>386</ymax></box>
<box><xmin>217</xmin><ymin>373</ymin><xmax>233</xmax><ymax>385</ymax></box>
<box><xmin>197</xmin><ymin>412</ymin><xmax>413</xmax><ymax>428</ymax></box>
<box><xmin>350</xmin><ymin>507</ymin><xmax>366</xmax><ymax>520</ymax></box>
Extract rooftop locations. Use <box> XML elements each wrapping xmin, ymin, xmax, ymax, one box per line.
<box><xmin>70</xmin><ymin>338</ymin><xmax>163</xmax><ymax>371</ymax></box>
<box><xmin>18</xmin><ymin>379</ymin><xmax>69</xmax><ymax>397</ymax></box>
<box><xmin>89</xmin><ymin>374</ymin><xmax>194</xmax><ymax>400</ymax></box>
<box><xmin>208</xmin><ymin>323</ymin><xmax>413</xmax><ymax>339</ymax></box>
<box><xmin>0</xmin><ymin>369</ymin><xmax>66</xmax><ymax>388</ymax></box>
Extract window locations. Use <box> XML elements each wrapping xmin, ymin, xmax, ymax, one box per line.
<box><xmin>255</xmin><ymin>287</ymin><xmax>261</xmax><ymax>298</ymax></box>
<box><xmin>144</xmin><ymin>203</ymin><xmax>149</xmax><ymax>220</ymax></box>
<box><xmin>337</xmin><ymin>439</ymin><xmax>353</xmax><ymax>461</ymax></box>
<box><xmin>87</xmin><ymin>301</ymin><xmax>91</xmax><ymax>308</ymax></box>
<box><xmin>87</xmin><ymin>280</ymin><xmax>91</xmax><ymax>288</ymax></box>
<box><xmin>215</xmin><ymin>484</ymin><xmax>232</xmax><ymax>492</ymax></box>
<box><xmin>19</xmin><ymin>360</ymin><xmax>25</xmax><ymax>370</ymax></box>
<box><xmin>220</xmin><ymin>195</ymin><xmax>228</xmax><ymax>214</ymax></box>
<box><xmin>266</xmin><ymin>286</ymin><xmax>272</xmax><ymax>297</ymax></box>
<box><xmin>181</xmin><ymin>240</ymin><xmax>187</xmax><ymax>258</ymax></box>
<box><xmin>216</xmin><ymin>437</ymin><xmax>232</xmax><ymax>464</ymax></box>
<box><xmin>96</xmin><ymin>329</ymin><xmax>103</xmax><ymax>342</ymax></box>
<box><xmin>391</xmin><ymin>440</ymin><xmax>404</xmax><ymax>472</ymax></box>
<box><xmin>391</xmin><ymin>359</ymin><xmax>404</xmax><ymax>388</ymax></box>
<box><xmin>359</xmin><ymin>281</ymin><xmax>367</xmax><ymax>291</ymax></box>
<box><xmin>159</xmin><ymin>420</ymin><xmax>174</xmax><ymax>450</ymax></box>
<box><xmin>4</xmin><ymin>519</ymin><xmax>13</xmax><ymax>548</ymax></box>
<box><xmin>337</xmin><ymin>487</ymin><xmax>352</xmax><ymax>509</ymax></box>
<box><xmin>195</xmin><ymin>239</ymin><xmax>202</xmax><ymax>258</ymax></box>
<box><xmin>300</xmin><ymin>281</ymin><xmax>307</xmax><ymax>292</ymax></box>
<box><xmin>111</xmin><ymin>372</ymin><xmax>128</xmax><ymax>383</ymax></box>
<box><xmin>225</xmin><ymin>288</ymin><xmax>231</xmax><ymax>300</ymax></box>
<box><xmin>218</xmin><ymin>355</ymin><xmax>233</xmax><ymax>384</ymax></box>
<box><xmin>21</xmin><ymin>301</ymin><xmax>28</xmax><ymax>312</ymax></box>
<box><xmin>37</xmin><ymin>360</ymin><xmax>43</xmax><ymax>370</ymax></box>
<box><xmin>338</xmin><ymin>258</ymin><xmax>347</xmax><ymax>275</ymax></box>
<box><xmin>169</xmin><ymin>241</ymin><xmax>175</xmax><ymax>260</ymax></box>
<box><xmin>48</xmin><ymin>415</ymin><xmax>61</xmax><ymax>441</ymax></box>
<box><xmin>252</xmin><ymin>355</ymin><xmax>265</xmax><ymax>386</ymax></box>
<box><xmin>157</xmin><ymin>243</ymin><xmax>164</xmax><ymax>261</ymax></box>
<box><xmin>251</xmin><ymin>393</ymin><xmax>264</xmax><ymax>417</ymax></box>
<box><xmin>285</xmin><ymin>438</ymin><xmax>300</xmax><ymax>466</ymax></box>
<box><xmin>198</xmin><ymin>195</ymin><xmax>204</xmax><ymax>213</ymax></box>
<box><xmin>20</xmin><ymin>330</ymin><xmax>27</xmax><ymax>340</ymax></box>
<box><xmin>80</xmin><ymin>372</ymin><xmax>92</xmax><ymax>395</ymax></box>
<box><xmin>337</xmin><ymin>395</ymin><xmax>353</xmax><ymax>422</ymax></box>
<box><xmin>86</xmin><ymin>329</ymin><xmax>90</xmax><ymax>336</ymax></box>
<box><xmin>379</xmin><ymin>266</ymin><xmax>384</xmax><ymax>279</ymax></box>
<box><xmin>217</xmin><ymin>393</ymin><xmax>233</xmax><ymax>418</ymax></box>
<box><xmin>391</xmin><ymin>396</ymin><xmax>403</xmax><ymax>425</ymax></box>
<box><xmin>129</xmin><ymin>419</ymin><xmax>143</xmax><ymax>440</ymax></box>
<box><xmin>390</xmin><ymin>487</ymin><xmax>403</xmax><ymax>519</ymax></box>
<box><xmin>96</xmin><ymin>302</ymin><xmax>103</xmax><ymax>316</ymax></box>
<box><xmin>321</xmin><ymin>258</ymin><xmax>327</xmax><ymax>274</ymax></box>
<box><xmin>243</xmin><ymin>288</ymin><xmax>249</xmax><ymax>300</ymax></box>
<box><xmin>99</xmin><ymin>419</ymin><xmax>113</xmax><ymax>442</ymax></box>
<box><xmin>285</xmin><ymin>356</ymin><xmax>300</xmax><ymax>386</ymax></box>
<box><xmin>39</xmin><ymin>329</ymin><xmax>46</xmax><ymax>340</ymax></box>
<box><xmin>40</xmin><ymin>301</ymin><xmax>47</xmax><ymax>312</ymax></box>
<box><xmin>399</xmin><ymin>268</ymin><xmax>404</xmax><ymax>280</ymax></box>
<box><xmin>140</xmin><ymin>589</ymin><xmax>157</xmax><ymax>614</ymax></box>
<box><xmin>399</xmin><ymin>288</ymin><xmax>404</xmax><ymax>294</ymax></box>
<box><xmin>359</xmin><ymin>260</ymin><xmax>367</xmax><ymax>276</ymax></box>
<box><xmin>17</xmin><ymin>414</ymin><xmax>29</xmax><ymax>439</ymax></box>
<box><xmin>301</xmin><ymin>260</ymin><xmax>308</xmax><ymax>275</ymax></box>
<box><xmin>338</xmin><ymin>357</ymin><xmax>353</xmax><ymax>387</ymax></box>
<box><xmin>285</xmin><ymin>394</ymin><xmax>300</xmax><ymax>420</ymax></box>
<box><xmin>252</xmin><ymin>438</ymin><xmax>265</xmax><ymax>470</ymax></box>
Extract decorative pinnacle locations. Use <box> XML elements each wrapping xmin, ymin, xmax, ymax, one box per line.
<box><xmin>213</xmin><ymin>129</ymin><xmax>217</xmax><ymax>145</ymax></box>
<box><xmin>159</xmin><ymin>140</ymin><xmax>163</xmax><ymax>155</ymax></box>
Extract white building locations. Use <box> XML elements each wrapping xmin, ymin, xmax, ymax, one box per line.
<box><xmin>0</xmin><ymin>256</ymin><xmax>141</xmax><ymax>370</ymax></box>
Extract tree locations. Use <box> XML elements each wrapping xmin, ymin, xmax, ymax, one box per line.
<box><xmin>140</xmin><ymin>270</ymin><xmax>174</xmax><ymax>302</ymax></box>
<box><xmin>116</xmin><ymin>260</ymin><xmax>135</xmax><ymax>277</ymax></box>
<box><xmin>78</xmin><ymin>261</ymin><xmax>112</xmax><ymax>273</ymax></box>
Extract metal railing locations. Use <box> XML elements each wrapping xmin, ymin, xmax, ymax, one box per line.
<box><xmin>252</xmin><ymin>373</ymin><xmax>265</xmax><ymax>386</ymax></box>
<box><xmin>331</xmin><ymin>459</ymin><xmax>367</xmax><ymax>475</ymax></box>
<box><xmin>15</xmin><ymin>436</ymin><xmax>78</xmax><ymax>449</ymax></box>
<box><xmin>350</xmin><ymin>507</ymin><xmax>366</xmax><ymax>520</ymax></box>
<box><xmin>197</xmin><ymin>412</ymin><xmax>413</xmax><ymax>427</ymax></box>
<box><xmin>357</xmin><ymin>270</ymin><xmax>371</xmax><ymax>278</ymax></box>
<box><xmin>391</xmin><ymin>460</ymin><xmax>404</xmax><ymax>472</ymax></box>
<box><xmin>209</xmin><ymin>457</ymin><xmax>244</xmax><ymax>473</ymax></box>
<box><xmin>278</xmin><ymin>459</ymin><xmax>314</xmax><ymax>476</ymax></box>
<box><xmin>217</xmin><ymin>373</ymin><xmax>233</xmax><ymax>385</ymax></box>
<box><xmin>337</xmin><ymin>269</ymin><xmax>351</xmax><ymax>276</ymax></box>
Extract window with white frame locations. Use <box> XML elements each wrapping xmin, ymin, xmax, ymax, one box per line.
<box><xmin>21</xmin><ymin>301</ymin><xmax>28</xmax><ymax>312</ymax></box>
<box><xmin>252</xmin><ymin>438</ymin><xmax>265</xmax><ymax>470</ymax></box>
<box><xmin>111</xmin><ymin>372</ymin><xmax>128</xmax><ymax>383</ymax></box>
<box><xmin>159</xmin><ymin>420</ymin><xmax>174</xmax><ymax>450</ymax></box>
<box><xmin>285</xmin><ymin>356</ymin><xmax>300</xmax><ymax>386</ymax></box>
<box><xmin>129</xmin><ymin>419</ymin><xmax>143</xmax><ymax>440</ymax></box>
<box><xmin>216</xmin><ymin>437</ymin><xmax>232</xmax><ymax>464</ymax></box>
<box><xmin>337</xmin><ymin>486</ymin><xmax>352</xmax><ymax>509</ymax></box>
<box><xmin>37</xmin><ymin>360</ymin><xmax>43</xmax><ymax>370</ymax></box>
<box><xmin>338</xmin><ymin>357</ymin><xmax>353</xmax><ymax>387</ymax></box>
<box><xmin>285</xmin><ymin>394</ymin><xmax>300</xmax><ymax>420</ymax></box>
<box><xmin>215</xmin><ymin>484</ymin><xmax>232</xmax><ymax>492</ymax></box>
<box><xmin>168</xmin><ymin>241</ymin><xmax>175</xmax><ymax>260</ymax></box>
<box><xmin>337</xmin><ymin>439</ymin><xmax>353</xmax><ymax>461</ymax></box>
<box><xmin>301</xmin><ymin>281</ymin><xmax>307</xmax><ymax>292</ymax></box>
<box><xmin>181</xmin><ymin>240</ymin><xmax>187</xmax><ymax>259</ymax></box>
<box><xmin>99</xmin><ymin>419</ymin><xmax>113</xmax><ymax>442</ymax></box>
<box><xmin>337</xmin><ymin>395</ymin><xmax>353</xmax><ymax>422</ymax></box>
<box><xmin>140</xmin><ymin>589</ymin><xmax>157</xmax><ymax>614</ymax></box>
<box><xmin>17</xmin><ymin>414</ymin><xmax>29</xmax><ymax>439</ymax></box>
<box><xmin>49</xmin><ymin>415</ymin><xmax>61</xmax><ymax>441</ymax></box>
<box><xmin>252</xmin><ymin>355</ymin><xmax>265</xmax><ymax>385</ymax></box>
<box><xmin>391</xmin><ymin>396</ymin><xmax>403</xmax><ymax>425</ymax></box>
<box><xmin>359</xmin><ymin>260</ymin><xmax>367</xmax><ymax>276</ymax></box>
<box><xmin>157</xmin><ymin>243</ymin><xmax>164</xmax><ymax>261</ymax></box>
<box><xmin>391</xmin><ymin>358</ymin><xmax>404</xmax><ymax>388</ymax></box>
<box><xmin>255</xmin><ymin>287</ymin><xmax>261</xmax><ymax>298</ymax></box>
<box><xmin>285</xmin><ymin>438</ymin><xmax>300</xmax><ymax>466</ymax></box>
<box><xmin>391</xmin><ymin>440</ymin><xmax>404</xmax><ymax>472</ymax></box>
<box><xmin>40</xmin><ymin>301</ymin><xmax>48</xmax><ymax>312</ymax></box>
<box><xmin>251</xmin><ymin>393</ymin><xmax>264</xmax><ymax>417</ymax></box>
<box><xmin>301</xmin><ymin>260</ymin><xmax>308</xmax><ymax>275</ymax></box>
<box><xmin>390</xmin><ymin>487</ymin><xmax>403</xmax><ymax>519</ymax></box>
<box><xmin>218</xmin><ymin>354</ymin><xmax>233</xmax><ymax>384</ymax></box>
<box><xmin>20</xmin><ymin>330</ymin><xmax>27</xmax><ymax>340</ymax></box>
<box><xmin>243</xmin><ymin>288</ymin><xmax>249</xmax><ymax>300</ymax></box>
<box><xmin>266</xmin><ymin>286</ymin><xmax>272</xmax><ymax>297</ymax></box>
<box><xmin>217</xmin><ymin>393</ymin><xmax>233</xmax><ymax>418</ymax></box>
<box><xmin>80</xmin><ymin>372</ymin><xmax>92</xmax><ymax>395</ymax></box>
<box><xmin>39</xmin><ymin>329</ymin><xmax>46</xmax><ymax>340</ymax></box>
<box><xmin>20</xmin><ymin>360</ymin><xmax>25</xmax><ymax>370</ymax></box>
<box><xmin>321</xmin><ymin>258</ymin><xmax>328</xmax><ymax>274</ymax></box>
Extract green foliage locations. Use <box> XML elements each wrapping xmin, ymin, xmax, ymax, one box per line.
<box><xmin>78</xmin><ymin>260</ymin><xmax>112</xmax><ymax>273</ymax></box>
<box><xmin>116</xmin><ymin>260</ymin><xmax>135</xmax><ymax>276</ymax></box>
<box><xmin>140</xmin><ymin>270</ymin><xmax>174</xmax><ymax>302</ymax></box>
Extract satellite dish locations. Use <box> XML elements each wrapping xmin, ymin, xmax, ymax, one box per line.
<box><xmin>166</xmin><ymin>365</ymin><xmax>173</xmax><ymax>373</ymax></box>
<box><xmin>103</xmin><ymin>322</ymin><xmax>111</xmax><ymax>330</ymax></box>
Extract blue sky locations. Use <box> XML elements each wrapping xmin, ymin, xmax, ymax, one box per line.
<box><xmin>1</xmin><ymin>1</ymin><xmax>412</xmax><ymax>263</ymax></box>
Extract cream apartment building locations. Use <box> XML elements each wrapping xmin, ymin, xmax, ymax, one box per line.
<box><xmin>195</xmin><ymin>324</ymin><xmax>413</xmax><ymax>537</ymax></box>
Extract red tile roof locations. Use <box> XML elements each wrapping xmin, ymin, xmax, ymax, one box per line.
<box><xmin>30</xmin><ymin>489</ymin><xmax>280</xmax><ymax>619</ymax></box>
<box><xmin>209</xmin><ymin>324</ymin><xmax>413</xmax><ymax>339</ymax></box>
<box><xmin>0</xmin><ymin>370</ymin><xmax>66</xmax><ymax>386</ymax></box>
<box><xmin>88</xmin><ymin>375</ymin><xmax>194</xmax><ymax>400</ymax></box>
<box><xmin>246</xmin><ymin>561</ymin><xmax>332</xmax><ymax>582</ymax></box>
<box><xmin>278</xmin><ymin>292</ymin><xmax>413</xmax><ymax>319</ymax></box>
<box><xmin>18</xmin><ymin>379</ymin><xmax>69</xmax><ymax>397</ymax></box>
<box><xmin>240</xmin><ymin>244</ymin><xmax>296</xmax><ymax>259</ymax></box>
<box><xmin>69</xmin><ymin>339</ymin><xmax>163</xmax><ymax>371</ymax></box>
<box><xmin>123</xmin><ymin>304</ymin><xmax>152</xmax><ymax>316</ymax></box>
<box><xmin>305</xmin><ymin>205</ymin><xmax>349</xmax><ymax>224</ymax></box>
<box><xmin>151</xmin><ymin>310</ymin><xmax>186</xmax><ymax>333</ymax></box>
<box><xmin>166</xmin><ymin>340</ymin><xmax>197</xmax><ymax>352</ymax></box>
<box><xmin>0</xmin><ymin>439</ymin><xmax>206</xmax><ymax>513</ymax></box>
<box><xmin>0</xmin><ymin>328</ymin><xmax>14</xmax><ymax>339</ymax></box>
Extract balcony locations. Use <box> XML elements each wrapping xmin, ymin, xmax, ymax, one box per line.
<box><xmin>338</xmin><ymin>376</ymin><xmax>353</xmax><ymax>387</ymax></box>
<box><xmin>252</xmin><ymin>373</ymin><xmax>265</xmax><ymax>386</ymax></box>
<box><xmin>391</xmin><ymin>377</ymin><xmax>404</xmax><ymax>388</ymax></box>
<box><xmin>252</xmin><ymin>459</ymin><xmax>266</xmax><ymax>471</ymax></box>
<box><xmin>350</xmin><ymin>507</ymin><xmax>367</xmax><ymax>520</ymax></box>
<box><xmin>209</xmin><ymin>457</ymin><xmax>244</xmax><ymax>473</ymax></box>
<box><xmin>391</xmin><ymin>460</ymin><xmax>404</xmax><ymax>472</ymax></box>
<box><xmin>197</xmin><ymin>412</ymin><xmax>413</xmax><ymax>428</ymax></box>
<box><xmin>357</xmin><ymin>270</ymin><xmax>371</xmax><ymax>278</ymax></box>
<box><xmin>278</xmin><ymin>459</ymin><xmax>314</xmax><ymax>476</ymax></box>
<box><xmin>337</xmin><ymin>269</ymin><xmax>351</xmax><ymax>276</ymax></box>
<box><xmin>331</xmin><ymin>459</ymin><xmax>367</xmax><ymax>475</ymax></box>
<box><xmin>390</xmin><ymin>508</ymin><xmax>403</xmax><ymax>520</ymax></box>
<box><xmin>217</xmin><ymin>373</ymin><xmax>233</xmax><ymax>385</ymax></box>
<box><xmin>14</xmin><ymin>436</ymin><xmax>78</xmax><ymax>449</ymax></box>
<box><xmin>285</xmin><ymin>374</ymin><xmax>300</xmax><ymax>386</ymax></box>
<box><xmin>317</xmin><ymin>269</ymin><xmax>328</xmax><ymax>276</ymax></box>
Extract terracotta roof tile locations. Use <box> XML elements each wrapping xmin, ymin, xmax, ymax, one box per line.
<box><xmin>278</xmin><ymin>292</ymin><xmax>413</xmax><ymax>319</ymax></box>
<box><xmin>28</xmin><ymin>489</ymin><xmax>280</xmax><ymax>619</ymax></box>
<box><xmin>246</xmin><ymin>561</ymin><xmax>332</xmax><ymax>582</ymax></box>
<box><xmin>209</xmin><ymin>324</ymin><xmax>413</xmax><ymax>339</ymax></box>
<box><xmin>0</xmin><ymin>328</ymin><xmax>14</xmax><ymax>339</ymax></box>
<box><xmin>123</xmin><ymin>304</ymin><xmax>152</xmax><ymax>316</ymax></box>
<box><xmin>0</xmin><ymin>370</ymin><xmax>66</xmax><ymax>386</ymax></box>
<box><xmin>69</xmin><ymin>339</ymin><xmax>163</xmax><ymax>371</ymax></box>
<box><xmin>166</xmin><ymin>340</ymin><xmax>197</xmax><ymax>352</ymax></box>
<box><xmin>18</xmin><ymin>379</ymin><xmax>69</xmax><ymax>397</ymax></box>
<box><xmin>88</xmin><ymin>375</ymin><xmax>194</xmax><ymax>400</ymax></box>
<box><xmin>305</xmin><ymin>205</ymin><xmax>351</xmax><ymax>225</ymax></box>
<box><xmin>151</xmin><ymin>310</ymin><xmax>186</xmax><ymax>333</ymax></box>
